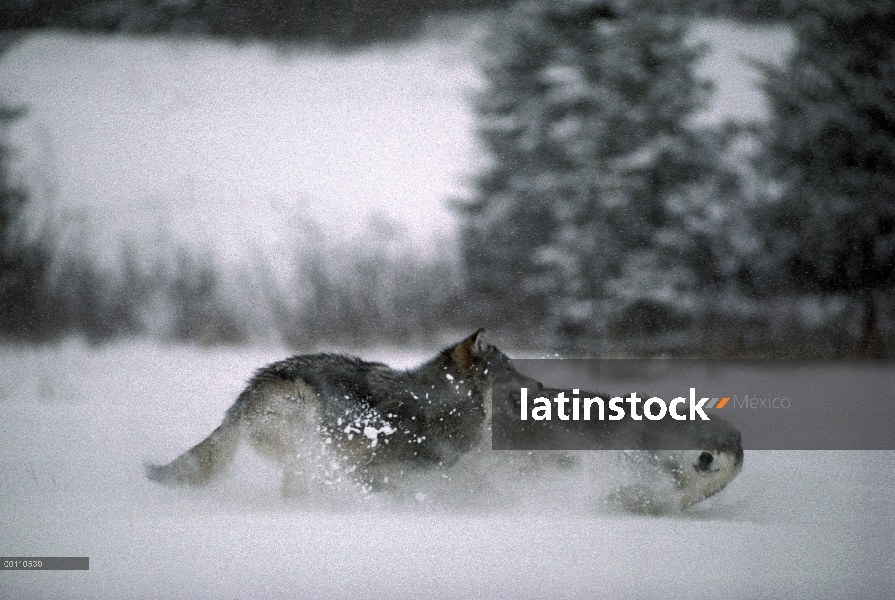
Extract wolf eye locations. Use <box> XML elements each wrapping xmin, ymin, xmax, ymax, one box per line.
<box><xmin>698</xmin><ymin>452</ymin><xmax>714</xmax><ymax>469</ymax></box>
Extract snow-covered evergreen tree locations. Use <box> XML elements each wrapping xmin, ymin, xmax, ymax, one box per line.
<box><xmin>756</xmin><ymin>1</ymin><xmax>895</xmax><ymax>352</ymax></box>
<box><xmin>0</xmin><ymin>104</ymin><xmax>54</xmax><ymax>340</ymax></box>
<box><xmin>460</xmin><ymin>0</ymin><xmax>724</xmax><ymax>345</ymax></box>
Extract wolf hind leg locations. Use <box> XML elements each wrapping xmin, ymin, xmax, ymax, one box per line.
<box><xmin>280</xmin><ymin>458</ymin><xmax>309</xmax><ymax>498</ymax></box>
<box><xmin>278</xmin><ymin>445</ymin><xmax>326</xmax><ymax>499</ymax></box>
<box><xmin>238</xmin><ymin>378</ymin><xmax>326</xmax><ymax>498</ymax></box>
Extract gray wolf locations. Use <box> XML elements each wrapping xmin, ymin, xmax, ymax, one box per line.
<box><xmin>145</xmin><ymin>330</ymin><xmax>529</xmax><ymax>497</ymax></box>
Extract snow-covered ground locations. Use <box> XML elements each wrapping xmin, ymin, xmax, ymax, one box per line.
<box><xmin>1</xmin><ymin>340</ymin><xmax>893</xmax><ymax>599</ymax></box>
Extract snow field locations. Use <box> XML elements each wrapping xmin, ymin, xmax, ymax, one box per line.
<box><xmin>1</xmin><ymin>340</ymin><xmax>892</xmax><ymax>599</ymax></box>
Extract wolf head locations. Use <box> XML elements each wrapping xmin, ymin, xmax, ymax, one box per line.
<box><xmin>442</xmin><ymin>329</ymin><xmax>543</xmax><ymax>391</ymax></box>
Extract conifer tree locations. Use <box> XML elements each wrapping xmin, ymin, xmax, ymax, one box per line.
<box><xmin>460</xmin><ymin>0</ymin><xmax>717</xmax><ymax>343</ymax></box>
<box><xmin>757</xmin><ymin>1</ymin><xmax>895</xmax><ymax>352</ymax></box>
<box><xmin>0</xmin><ymin>104</ymin><xmax>57</xmax><ymax>340</ymax></box>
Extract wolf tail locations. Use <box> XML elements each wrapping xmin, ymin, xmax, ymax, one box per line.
<box><xmin>145</xmin><ymin>416</ymin><xmax>241</xmax><ymax>486</ymax></box>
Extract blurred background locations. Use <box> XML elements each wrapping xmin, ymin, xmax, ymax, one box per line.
<box><xmin>0</xmin><ymin>0</ymin><xmax>893</xmax><ymax>357</ymax></box>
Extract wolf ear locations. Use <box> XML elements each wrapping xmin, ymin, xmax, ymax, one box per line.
<box><xmin>451</xmin><ymin>328</ymin><xmax>487</xmax><ymax>369</ymax></box>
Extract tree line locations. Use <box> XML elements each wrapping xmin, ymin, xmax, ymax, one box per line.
<box><xmin>2</xmin><ymin>1</ymin><xmax>893</xmax><ymax>356</ymax></box>
<box><xmin>1</xmin><ymin>0</ymin><xmax>514</xmax><ymax>45</ymax></box>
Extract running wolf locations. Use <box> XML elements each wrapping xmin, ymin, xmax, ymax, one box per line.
<box><xmin>145</xmin><ymin>330</ymin><xmax>531</xmax><ymax>497</ymax></box>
